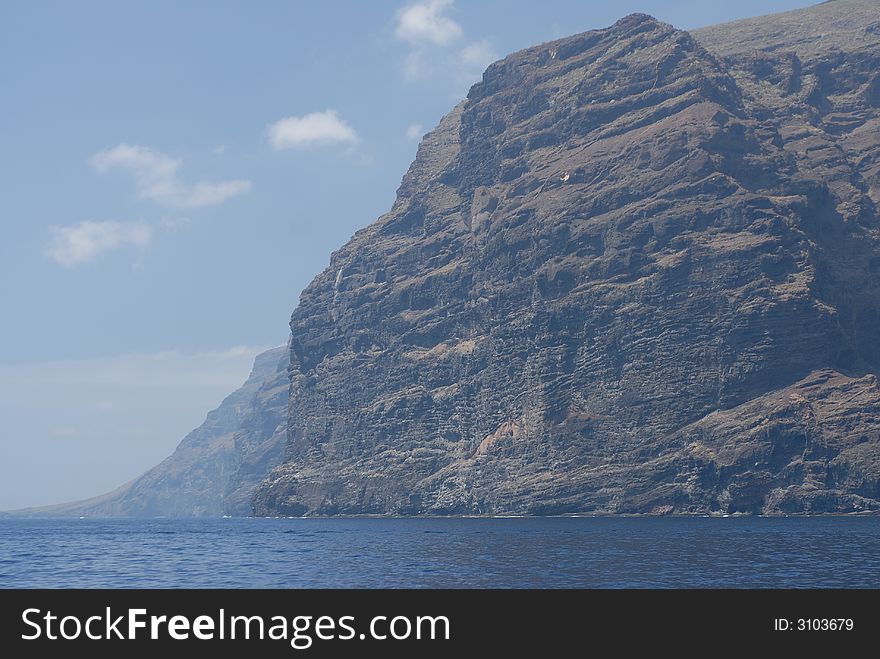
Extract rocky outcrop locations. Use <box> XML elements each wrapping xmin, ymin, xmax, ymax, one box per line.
<box><xmin>253</xmin><ymin>1</ymin><xmax>880</xmax><ymax>516</ymax></box>
<box><xmin>20</xmin><ymin>346</ymin><xmax>289</xmax><ymax>517</ymax></box>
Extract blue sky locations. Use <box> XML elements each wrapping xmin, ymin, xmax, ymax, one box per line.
<box><xmin>0</xmin><ymin>0</ymin><xmax>815</xmax><ymax>509</ymax></box>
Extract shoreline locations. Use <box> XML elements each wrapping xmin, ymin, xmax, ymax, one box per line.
<box><xmin>2</xmin><ymin>510</ymin><xmax>878</xmax><ymax>520</ymax></box>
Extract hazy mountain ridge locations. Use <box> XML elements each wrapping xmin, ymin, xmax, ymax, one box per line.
<box><xmin>12</xmin><ymin>345</ymin><xmax>289</xmax><ymax>517</ymax></box>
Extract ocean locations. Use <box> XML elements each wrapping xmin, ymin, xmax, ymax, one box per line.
<box><xmin>1</xmin><ymin>516</ymin><xmax>877</xmax><ymax>588</ymax></box>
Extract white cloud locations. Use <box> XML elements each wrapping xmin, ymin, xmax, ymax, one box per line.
<box><xmin>394</xmin><ymin>0</ymin><xmax>462</xmax><ymax>46</ymax></box>
<box><xmin>90</xmin><ymin>144</ymin><xmax>251</xmax><ymax>209</ymax></box>
<box><xmin>406</xmin><ymin>123</ymin><xmax>424</xmax><ymax>140</ymax></box>
<box><xmin>46</xmin><ymin>219</ymin><xmax>153</xmax><ymax>268</ymax></box>
<box><xmin>267</xmin><ymin>110</ymin><xmax>359</xmax><ymax>150</ymax></box>
<box><xmin>401</xmin><ymin>39</ymin><xmax>498</xmax><ymax>86</ymax></box>
<box><xmin>392</xmin><ymin>2</ymin><xmax>495</xmax><ymax>88</ymax></box>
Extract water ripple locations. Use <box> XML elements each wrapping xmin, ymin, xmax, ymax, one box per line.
<box><xmin>0</xmin><ymin>517</ymin><xmax>877</xmax><ymax>588</ymax></box>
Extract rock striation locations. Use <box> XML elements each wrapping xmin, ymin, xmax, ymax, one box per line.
<box><xmin>253</xmin><ymin>0</ymin><xmax>880</xmax><ymax>515</ymax></box>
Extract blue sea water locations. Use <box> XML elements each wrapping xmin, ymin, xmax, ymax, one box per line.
<box><xmin>0</xmin><ymin>516</ymin><xmax>877</xmax><ymax>588</ymax></box>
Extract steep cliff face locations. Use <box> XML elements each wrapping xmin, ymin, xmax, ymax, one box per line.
<box><xmin>27</xmin><ymin>346</ymin><xmax>289</xmax><ymax>517</ymax></box>
<box><xmin>253</xmin><ymin>1</ymin><xmax>880</xmax><ymax>516</ymax></box>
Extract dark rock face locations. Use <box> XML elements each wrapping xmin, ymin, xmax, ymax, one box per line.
<box><xmin>29</xmin><ymin>346</ymin><xmax>289</xmax><ymax>517</ymax></box>
<box><xmin>253</xmin><ymin>1</ymin><xmax>880</xmax><ymax>516</ymax></box>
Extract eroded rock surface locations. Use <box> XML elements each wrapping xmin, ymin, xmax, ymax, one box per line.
<box><xmin>254</xmin><ymin>2</ymin><xmax>880</xmax><ymax>516</ymax></box>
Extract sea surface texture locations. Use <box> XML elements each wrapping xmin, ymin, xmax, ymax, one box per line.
<box><xmin>1</xmin><ymin>517</ymin><xmax>877</xmax><ymax>588</ymax></box>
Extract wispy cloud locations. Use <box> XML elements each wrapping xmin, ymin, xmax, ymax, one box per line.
<box><xmin>456</xmin><ymin>39</ymin><xmax>498</xmax><ymax>87</ymax></box>
<box><xmin>401</xmin><ymin>51</ymin><xmax>426</xmax><ymax>80</ymax></box>
<box><xmin>45</xmin><ymin>219</ymin><xmax>153</xmax><ymax>268</ymax></box>
<box><xmin>406</xmin><ymin>123</ymin><xmax>424</xmax><ymax>141</ymax></box>
<box><xmin>159</xmin><ymin>216</ymin><xmax>191</xmax><ymax>231</ymax></box>
<box><xmin>394</xmin><ymin>0</ymin><xmax>463</xmax><ymax>46</ymax></box>
<box><xmin>267</xmin><ymin>110</ymin><xmax>359</xmax><ymax>150</ymax></box>
<box><xmin>392</xmin><ymin>1</ymin><xmax>496</xmax><ymax>87</ymax></box>
<box><xmin>0</xmin><ymin>345</ymin><xmax>271</xmax><ymax>387</ymax></box>
<box><xmin>90</xmin><ymin>144</ymin><xmax>251</xmax><ymax>209</ymax></box>
<box><xmin>459</xmin><ymin>40</ymin><xmax>497</xmax><ymax>74</ymax></box>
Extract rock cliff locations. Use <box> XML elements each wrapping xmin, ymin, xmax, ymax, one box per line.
<box><xmin>253</xmin><ymin>0</ymin><xmax>880</xmax><ymax>515</ymax></box>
